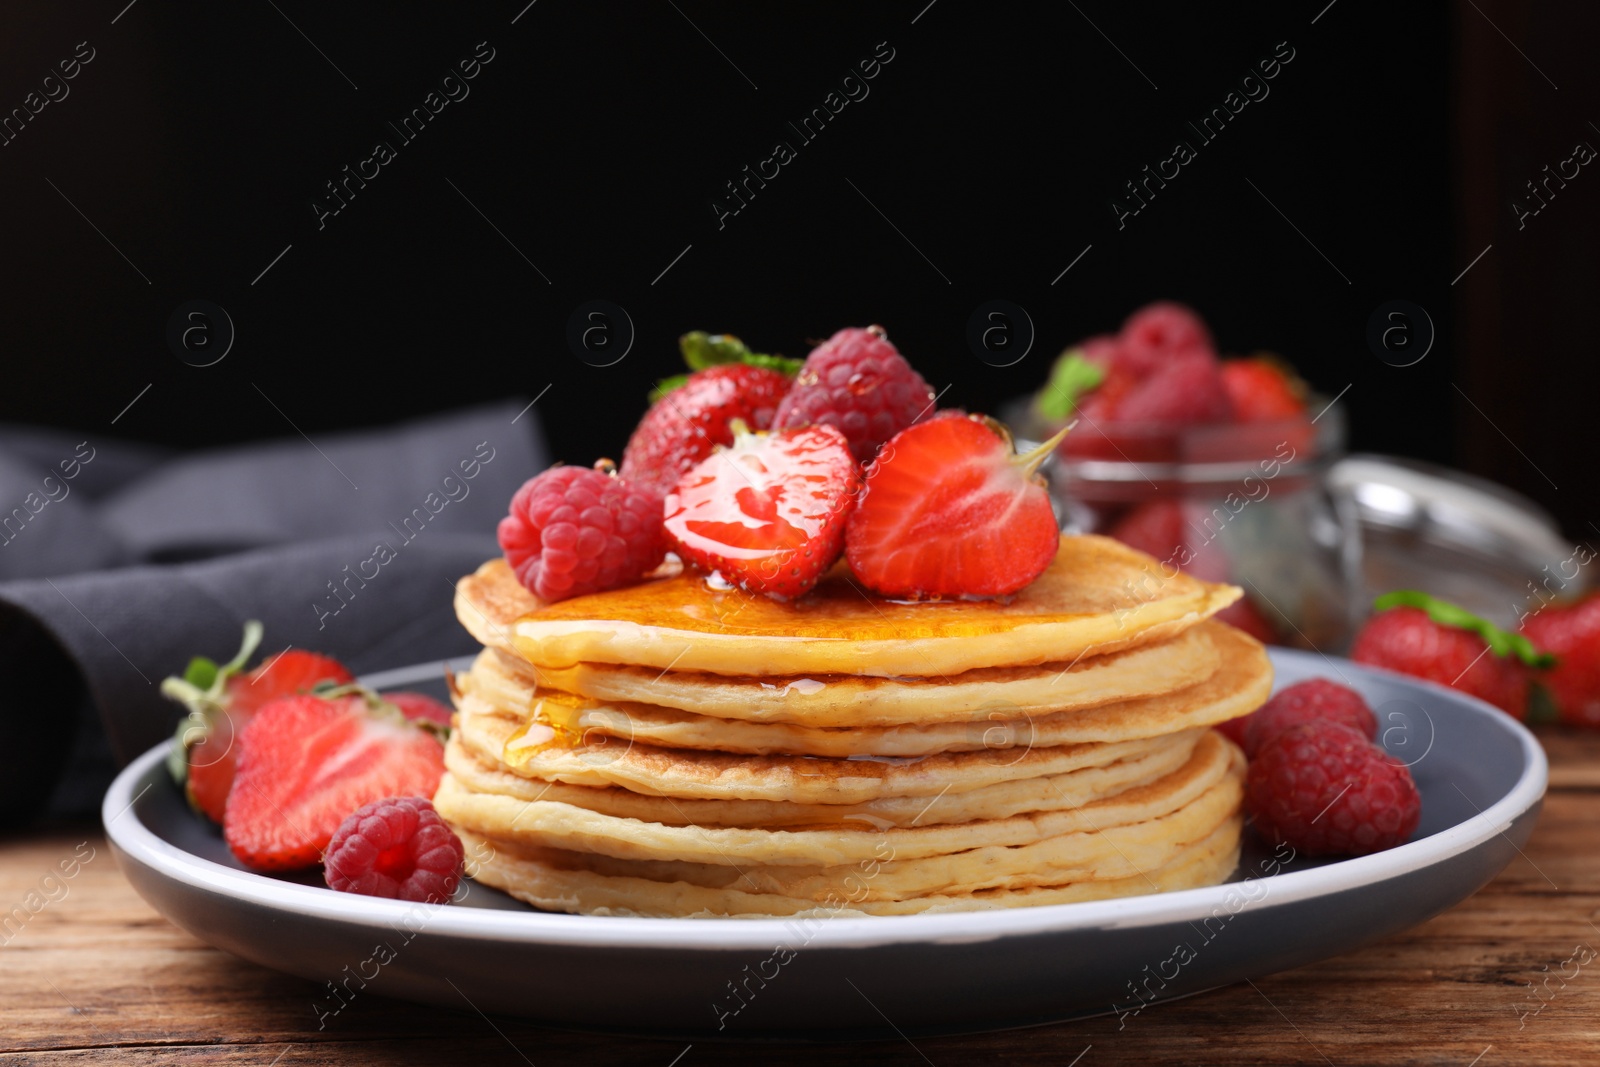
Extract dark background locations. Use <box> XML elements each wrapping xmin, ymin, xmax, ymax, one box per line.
<box><xmin>0</xmin><ymin>1</ymin><xmax>1588</xmax><ymax>536</ymax></box>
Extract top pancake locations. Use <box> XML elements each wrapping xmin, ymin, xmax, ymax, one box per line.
<box><xmin>458</xmin><ymin>535</ymin><xmax>1240</xmax><ymax>678</ymax></box>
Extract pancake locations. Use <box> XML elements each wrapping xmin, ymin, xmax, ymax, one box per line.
<box><xmin>461</xmin><ymin>621</ymin><xmax>1268</xmax><ymax>756</ymax></box>
<box><xmin>433</xmin><ymin>730</ymin><xmax>1238</xmax><ymax>868</ymax></box>
<box><xmin>437</xmin><ymin>533</ymin><xmax>1264</xmax><ymax>917</ymax></box>
<box><xmin>492</xmin><ymin>625</ymin><xmax>1222</xmax><ymax>728</ymax></box>
<box><xmin>452</xmin><ymin>697</ymin><xmax>1202</xmax><ymax>802</ymax></box>
<box><xmin>456</xmin><ymin>535</ymin><xmax>1241</xmax><ymax>678</ymax></box>
<box><xmin>454</xmin><ymin>809</ymin><xmax>1242</xmax><ymax>918</ymax></box>
<box><xmin>442</xmin><ymin>729</ymin><xmax>1198</xmax><ymax>828</ymax></box>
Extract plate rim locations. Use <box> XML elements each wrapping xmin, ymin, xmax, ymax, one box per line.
<box><xmin>104</xmin><ymin>649</ymin><xmax>1548</xmax><ymax>953</ymax></box>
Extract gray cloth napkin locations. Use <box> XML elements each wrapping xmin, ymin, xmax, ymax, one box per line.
<box><xmin>0</xmin><ymin>401</ymin><xmax>547</xmax><ymax>824</ymax></box>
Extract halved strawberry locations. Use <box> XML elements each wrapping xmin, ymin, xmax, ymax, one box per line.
<box><xmin>162</xmin><ymin>624</ymin><xmax>354</xmax><ymax>824</ymax></box>
<box><xmin>846</xmin><ymin>413</ymin><xmax>1068</xmax><ymax>599</ymax></box>
<box><xmin>223</xmin><ymin>691</ymin><xmax>446</xmax><ymax>871</ymax></box>
<box><xmin>663</xmin><ymin>422</ymin><xmax>860</xmax><ymax>599</ymax></box>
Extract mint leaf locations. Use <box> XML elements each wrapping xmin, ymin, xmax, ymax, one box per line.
<box><xmin>1373</xmin><ymin>590</ymin><xmax>1557</xmax><ymax>669</ymax></box>
<box><xmin>678</xmin><ymin>331</ymin><xmax>803</xmax><ymax>376</ymax></box>
<box><xmin>1035</xmin><ymin>350</ymin><xmax>1106</xmax><ymax>422</ymax></box>
<box><xmin>182</xmin><ymin>656</ymin><xmax>218</xmax><ymax>690</ymax></box>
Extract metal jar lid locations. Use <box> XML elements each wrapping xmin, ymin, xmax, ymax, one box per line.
<box><xmin>1326</xmin><ymin>454</ymin><xmax>1586</xmax><ymax>627</ymax></box>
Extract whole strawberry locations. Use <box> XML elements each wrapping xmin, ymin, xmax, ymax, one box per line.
<box><xmin>1350</xmin><ymin>591</ymin><xmax>1550</xmax><ymax>720</ymax></box>
<box><xmin>846</xmin><ymin>413</ymin><xmax>1068</xmax><ymax>599</ymax></box>
<box><xmin>620</xmin><ymin>364</ymin><xmax>793</xmax><ymax>496</ymax></box>
<box><xmin>1246</xmin><ymin>721</ymin><xmax>1421</xmax><ymax>856</ymax></box>
<box><xmin>1221</xmin><ymin>356</ymin><xmax>1306</xmax><ymax>421</ymax></box>
<box><xmin>1522</xmin><ymin>594</ymin><xmax>1600</xmax><ymax>726</ymax></box>
<box><xmin>773</xmin><ymin>326</ymin><xmax>936</xmax><ymax>464</ymax></box>
<box><xmin>498</xmin><ymin>462</ymin><xmax>665</xmax><ymax>602</ymax></box>
<box><xmin>224</xmin><ymin>692</ymin><xmax>446</xmax><ymax>872</ymax></box>
<box><xmin>663</xmin><ymin>422</ymin><xmax>860</xmax><ymax>599</ymax></box>
<box><xmin>1242</xmin><ymin>678</ymin><xmax>1377</xmax><ymax>757</ymax></box>
<box><xmin>163</xmin><ymin>623</ymin><xmax>355</xmax><ymax>824</ymax></box>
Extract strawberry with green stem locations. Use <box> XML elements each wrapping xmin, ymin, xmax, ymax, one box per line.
<box><xmin>1350</xmin><ymin>590</ymin><xmax>1552</xmax><ymax>720</ymax></box>
<box><xmin>162</xmin><ymin>623</ymin><xmax>355</xmax><ymax>823</ymax></box>
<box><xmin>619</xmin><ymin>332</ymin><xmax>801</xmax><ymax>497</ymax></box>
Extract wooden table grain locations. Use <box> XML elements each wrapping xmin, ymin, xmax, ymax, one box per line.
<box><xmin>4</xmin><ymin>730</ymin><xmax>1600</xmax><ymax>1066</ymax></box>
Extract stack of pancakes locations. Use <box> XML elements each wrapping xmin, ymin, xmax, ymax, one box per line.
<box><xmin>433</xmin><ymin>534</ymin><xmax>1270</xmax><ymax>917</ymax></box>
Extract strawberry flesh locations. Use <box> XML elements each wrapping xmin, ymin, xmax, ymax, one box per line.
<box><xmin>846</xmin><ymin>413</ymin><xmax>1062</xmax><ymax>599</ymax></box>
<box><xmin>663</xmin><ymin>424</ymin><xmax>859</xmax><ymax>599</ymax></box>
<box><xmin>178</xmin><ymin>647</ymin><xmax>353</xmax><ymax>825</ymax></box>
<box><xmin>224</xmin><ymin>695</ymin><xmax>445</xmax><ymax>871</ymax></box>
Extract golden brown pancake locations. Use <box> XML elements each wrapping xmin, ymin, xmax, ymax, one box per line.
<box><xmin>454</xmin><ymin>535</ymin><xmax>1240</xmax><ymax>677</ymax></box>
<box><xmin>459</xmin><ymin>621</ymin><xmax>1268</xmax><ymax>755</ymax></box>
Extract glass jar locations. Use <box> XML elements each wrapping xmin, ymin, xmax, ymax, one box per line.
<box><xmin>1037</xmin><ymin>403</ymin><xmax>1360</xmax><ymax>652</ymax></box>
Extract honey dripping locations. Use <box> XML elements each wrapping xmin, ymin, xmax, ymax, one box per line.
<box><xmin>501</xmin><ymin>690</ymin><xmax>591</xmax><ymax>768</ymax></box>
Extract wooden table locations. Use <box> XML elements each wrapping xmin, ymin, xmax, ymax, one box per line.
<box><xmin>5</xmin><ymin>730</ymin><xmax>1600</xmax><ymax>1066</ymax></box>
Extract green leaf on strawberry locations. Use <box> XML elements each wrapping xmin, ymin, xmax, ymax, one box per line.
<box><xmin>1373</xmin><ymin>590</ymin><xmax>1556</xmax><ymax>669</ymax></box>
<box><xmin>653</xmin><ymin>332</ymin><xmax>805</xmax><ymax>399</ymax></box>
<box><xmin>1035</xmin><ymin>350</ymin><xmax>1106</xmax><ymax>422</ymax></box>
<box><xmin>162</xmin><ymin>620</ymin><xmax>264</xmax><ymax>785</ymax></box>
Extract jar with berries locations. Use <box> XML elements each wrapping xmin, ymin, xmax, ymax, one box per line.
<box><xmin>1021</xmin><ymin>302</ymin><xmax>1360</xmax><ymax>651</ymax></box>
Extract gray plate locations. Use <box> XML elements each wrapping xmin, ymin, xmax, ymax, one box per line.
<box><xmin>103</xmin><ymin>650</ymin><xmax>1546</xmax><ymax>1039</ymax></box>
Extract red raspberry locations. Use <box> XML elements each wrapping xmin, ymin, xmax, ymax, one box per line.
<box><xmin>1246</xmin><ymin>722</ymin><xmax>1421</xmax><ymax>856</ymax></box>
<box><xmin>1214</xmin><ymin>715</ymin><xmax>1250</xmax><ymax>749</ymax></box>
<box><xmin>1116</xmin><ymin>301</ymin><xmax>1214</xmax><ymax>377</ymax></box>
<box><xmin>1114</xmin><ymin>353</ymin><xmax>1233</xmax><ymax>424</ymax></box>
<box><xmin>324</xmin><ymin>796</ymin><xmax>465</xmax><ymax>903</ymax></box>
<box><xmin>1243</xmin><ymin>678</ymin><xmax>1377</xmax><ymax>756</ymax></box>
<box><xmin>498</xmin><ymin>464</ymin><xmax>665</xmax><ymax>602</ymax></box>
<box><xmin>773</xmin><ymin>326</ymin><xmax>936</xmax><ymax>464</ymax></box>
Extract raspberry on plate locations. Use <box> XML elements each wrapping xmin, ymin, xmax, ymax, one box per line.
<box><xmin>324</xmin><ymin>796</ymin><xmax>465</xmax><ymax>904</ymax></box>
<box><xmin>498</xmin><ymin>463</ymin><xmax>666</xmax><ymax>603</ymax></box>
<box><xmin>773</xmin><ymin>325</ymin><xmax>936</xmax><ymax>464</ymax></box>
<box><xmin>1243</xmin><ymin>678</ymin><xmax>1377</xmax><ymax>756</ymax></box>
<box><xmin>845</xmin><ymin>412</ymin><xmax>1067</xmax><ymax>599</ymax></box>
<box><xmin>1245</xmin><ymin>721</ymin><xmax>1421</xmax><ymax>856</ymax></box>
